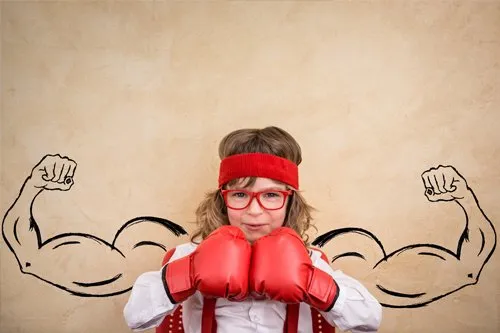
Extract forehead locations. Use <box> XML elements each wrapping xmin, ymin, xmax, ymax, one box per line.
<box><xmin>228</xmin><ymin>177</ymin><xmax>287</xmax><ymax>189</ymax></box>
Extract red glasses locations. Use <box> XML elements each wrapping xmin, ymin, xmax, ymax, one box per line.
<box><xmin>221</xmin><ymin>189</ymin><xmax>293</xmax><ymax>210</ymax></box>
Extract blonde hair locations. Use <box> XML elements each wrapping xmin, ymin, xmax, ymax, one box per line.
<box><xmin>190</xmin><ymin>126</ymin><xmax>316</xmax><ymax>245</ymax></box>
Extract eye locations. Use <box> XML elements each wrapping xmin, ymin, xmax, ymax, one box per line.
<box><xmin>263</xmin><ymin>191</ymin><xmax>283</xmax><ymax>198</ymax></box>
<box><xmin>230</xmin><ymin>191</ymin><xmax>248</xmax><ymax>198</ymax></box>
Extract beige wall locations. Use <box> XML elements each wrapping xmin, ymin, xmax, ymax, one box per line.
<box><xmin>1</xmin><ymin>1</ymin><xmax>499</xmax><ymax>332</ymax></box>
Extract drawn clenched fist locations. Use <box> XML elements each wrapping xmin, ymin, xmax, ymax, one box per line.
<box><xmin>29</xmin><ymin>154</ymin><xmax>77</xmax><ymax>191</ymax></box>
<box><xmin>421</xmin><ymin>165</ymin><xmax>468</xmax><ymax>202</ymax></box>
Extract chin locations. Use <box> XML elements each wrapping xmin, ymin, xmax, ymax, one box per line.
<box><xmin>245</xmin><ymin>233</ymin><xmax>263</xmax><ymax>243</ymax></box>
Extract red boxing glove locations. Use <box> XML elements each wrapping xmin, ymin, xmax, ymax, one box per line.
<box><xmin>163</xmin><ymin>225</ymin><xmax>251</xmax><ymax>303</ymax></box>
<box><xmin>249</xmin><ymin>227</ymin><xmax>339</xmax><ymax>311</ymax></box>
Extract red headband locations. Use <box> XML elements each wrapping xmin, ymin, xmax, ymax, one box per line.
<box><xmin>218</xmin><ymin>153</ymin><xmax>299</xmax><ymax>189</ymax></box>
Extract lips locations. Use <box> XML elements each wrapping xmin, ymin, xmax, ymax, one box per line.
<box><xmin>243</xmin><ymin>223</ymin><xmax>267</xmax><ymax>231</ymax></box>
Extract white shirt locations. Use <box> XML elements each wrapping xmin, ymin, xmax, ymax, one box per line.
<box><xmin>124</xmin><ymin>243</ymin><xmax>382</xmax><ymax>333</ymax></box>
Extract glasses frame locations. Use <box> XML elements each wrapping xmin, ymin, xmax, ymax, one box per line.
<box><xmin>221</xmin><ymin>189</ymin><xmax>293</xmax><ymax>211</ymax></box>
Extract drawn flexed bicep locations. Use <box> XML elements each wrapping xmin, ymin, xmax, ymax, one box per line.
<box><xmin>3</xmin><ymin>154</ymin><xmax>188</xmax><ymax>297</ymax></box>
<box><xmin>313</xmin><ymin>164</ymin><xmax>496</xmax><ymax>308</ymax></box>
<box><xmin>2</xmin><ymin>154</ymin><xmax>78</xmax><ymax>268</ymax></box>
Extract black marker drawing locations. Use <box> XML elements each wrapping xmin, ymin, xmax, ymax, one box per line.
<box><xmin>2</xmin><ymin>154</ymin><xmax>187</xmax><ymax>297</ymax></box>
<box><xmin>3</xmin><ymin>157</ymin><xmax>496</xmax><ymax>309</ymax></box>
<box><xmin>313</xmin><ymin>165</ymin><xmax>497</xmax><ymax>308</ymax></box>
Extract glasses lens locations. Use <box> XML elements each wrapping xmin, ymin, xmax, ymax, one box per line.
<box><xmin>258</xmin><ymin>191</ymin><xmax>286</xmax><ymax>209</ymax></box>
<box><xmin>225</xmin><ymin>191</ymin><xmax>251</xmax><ymax>209</ymax></box>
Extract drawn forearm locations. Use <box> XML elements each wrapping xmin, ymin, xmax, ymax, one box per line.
<box><xmin>456</xmin><ymin>189</ymin><xmax>497</xmax><ymax>277</ymax></box>
<box><xmin>2</xmin><ymin>178</ymin><xmax>43</xmax><ymax>259</ymax></box>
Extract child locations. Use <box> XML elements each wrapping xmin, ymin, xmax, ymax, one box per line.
<box><xmin>124</xmin><ymin>126</ymin><xmax>382</xmax><ymax>333</ymax></box>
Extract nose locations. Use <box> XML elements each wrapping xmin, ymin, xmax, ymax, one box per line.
<box><xmin>246</xmin><ymin>196</ymin><xmax>264</xmax><ymax>215</ymax></box>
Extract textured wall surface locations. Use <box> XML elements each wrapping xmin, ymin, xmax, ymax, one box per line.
<box><xmin>1</xmin><ymin>2</ymin><xmax>499</xmax><ymax>332</ymax></box>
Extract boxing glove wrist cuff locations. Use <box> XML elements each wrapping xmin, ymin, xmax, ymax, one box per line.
<box><xmin>162</xmin><ymin>256</ymin><xmax>194</xmax><ymax>304</ymax></box>
<box><xmin>307</xmin><ymin>267</ymin><xmax>340</xmax><ymax>312</ymax></box>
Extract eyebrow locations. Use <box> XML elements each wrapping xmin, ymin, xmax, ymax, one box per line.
<box><xmin>228</xmin><ymin>185</ymin><xmax>287</xmax><ymax>191</ymax></box>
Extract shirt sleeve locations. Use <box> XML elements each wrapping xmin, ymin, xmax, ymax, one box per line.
<box><xmin>123</xmin><ymin>269</ymin><xmax>178</xmax><ymax>331</ymax></box>
<box><xmin>312</xmin><ymin>253</ymin><xmax>383</xmax><ymax>333</ymax></box>
<box><xmin>123</xmin><ymin>243</ymin><xmax>196</xmax><ymax>331</ymax></box>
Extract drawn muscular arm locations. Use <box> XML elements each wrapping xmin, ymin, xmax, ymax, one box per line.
<box><xmin>2</xmin><ymin>154</ymin><xmax>183</xmax><ymax>297</ymax></box>
<box><xmin>2</xmin><ymin>154</ymin><xmax>76</xmax><ymax>269</ymax></box>
<box><xmin>313</xmin><ymin>165</ymin><xmax>496</xmax><ymax>308</ymax></box>
<box><xmin>370</xmin><ymin>166</ymin><xmax>496</xmax><ymax>307</ymax></box>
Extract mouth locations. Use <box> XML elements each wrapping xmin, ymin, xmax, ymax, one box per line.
<box><xmin>242</xmin><ymin>223</ymin><xmax>267</xmax><ymax>231</ymax></box>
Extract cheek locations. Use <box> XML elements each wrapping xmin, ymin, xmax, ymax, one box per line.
<box><xmin>270</xmin><ymin>209</ymin><xmax>287</xmax><ymax>228</ymax></box>
<box><xmin>227</xmin><ymin>210</ymin><xmax>242</xmax><ymax>226</ymax></box>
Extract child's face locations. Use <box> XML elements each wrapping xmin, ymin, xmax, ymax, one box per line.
<box><xmin>225</xmin><ymin>177</ymin><xmax>289</xmax><ymax>243</ymax></box>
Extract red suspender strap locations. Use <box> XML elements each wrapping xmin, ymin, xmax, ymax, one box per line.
<box><xmin>311</xmin><ymin>307</ymin><xmax>336</xmax><ymax>333</ymax></box>
<box><xmin>157</xmin><ymin>248</ymin><xmax>181</xmax><ymax>333</ymax></box>
<box><xmin>201</xmin><ymin>297</ymin><xmax>217</xmax><ymax>333</ymax></box>
<box><xmin>283</xmin><ymin>304</ymin><xmax>300</xmax><ymax>333</ymax></box>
